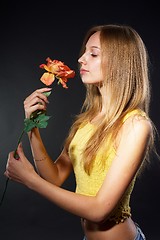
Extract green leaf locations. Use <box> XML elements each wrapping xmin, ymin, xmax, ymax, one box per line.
<box><xmin>36</xmin><ymin>120</ymin><xmax>48</xmax><ymax>128</ymax></box>
<box><xmin>32</xmin><ymin>113</ymin><xmax>51</xmax><ymax>129</ymax></box>
<box><xmin>43</xmin><ymin>91</ymin><xmax>51</xmax><ymax>97</ymax></box>
<box><xmin>24</xmin><ymin>118</ymin><xmax>36</xmax><ymax>132</ymax></box>
<box><xmin>24</xmin><ymin>114</ymin><xmax>51</xmax><ymax>132</ymax></box>
<box><xmin>35</xmin><ymin>113</ymin><xmax>51</xmax><ymax>121</ymax></box>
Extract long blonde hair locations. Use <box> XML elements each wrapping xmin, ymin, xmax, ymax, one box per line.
<box><xmin>64</xmin><ymin>24</ymin><xmax>155</xmax><ymax>174</ymax></box>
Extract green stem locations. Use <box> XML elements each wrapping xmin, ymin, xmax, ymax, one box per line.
<box><xmin>0</xmin><ymin>128</ymin><xmax>25</xmax><ymax>207</ymax></box>
<box><xmin>0</xmin><ymin>178</ymin><xmax>9</xmax><ymax>206</ymax></box>
<box><xmin>14</xmin><ymin>129</ymin><xmax>25</xmax><ymax>159</ymax></box>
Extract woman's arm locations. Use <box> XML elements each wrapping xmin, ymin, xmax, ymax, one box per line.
<box><xmin>5</xmin><ymin>115</ymin><xmax>152</xmax><ymax>223</ymax></box>
<box><xmin>24</xmin><ymin>87</ymin><xmax>73</xmax><ymax>186</ymax></box>
<box><xmin>28</xmin><ymin>127</ymin><xmax>73</xmax><ymax>186</ymax></box>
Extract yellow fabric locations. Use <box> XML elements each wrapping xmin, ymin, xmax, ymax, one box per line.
<box><xmin>68</xmin><ymin>109</ymin><xmax>147</xmax><ymax>223</ymax></box>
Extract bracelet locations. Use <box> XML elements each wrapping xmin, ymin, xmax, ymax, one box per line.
<box><xmin>34</xmin><ymin>156</ymin><xmax>47</xmax><ymax>162</ymax></box>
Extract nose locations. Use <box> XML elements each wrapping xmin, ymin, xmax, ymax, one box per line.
<box><xmin>78</xmin><ymin>53</ymin><xmax>86</xmax><ymax>64</ymax></box>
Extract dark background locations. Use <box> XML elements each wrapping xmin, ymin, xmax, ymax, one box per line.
<box><xmin>0</xmin><ymin>1</ymin><xmax>160</xmax><ymax>239</ymax></box>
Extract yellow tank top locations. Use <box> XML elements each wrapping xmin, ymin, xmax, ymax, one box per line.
<box><xmin>68</xmin><ymin>109</ymin><xmax>147</xmax><ymax>223</ymax></box>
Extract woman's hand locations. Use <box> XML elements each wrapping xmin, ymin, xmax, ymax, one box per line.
<box><xmin>24</xmin><ymin>88</ymin><xmax>52</xmax><ymax>119</ymax></box>
<box><xmin>4</xmin><ymin>143</ymin><xmax>38</xmax><ymax>186</ymax></box>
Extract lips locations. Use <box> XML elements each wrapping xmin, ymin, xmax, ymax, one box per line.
<box><xmin>80</xmin><ymin>69</ymin><xmax>89</xmax><ymax>75</ymax></box>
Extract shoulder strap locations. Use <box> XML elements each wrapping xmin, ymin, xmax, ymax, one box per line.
<box><xmin>122</xmin><ymin>109</ymin><xmax>147</xmax><ymax>123</ymax></box>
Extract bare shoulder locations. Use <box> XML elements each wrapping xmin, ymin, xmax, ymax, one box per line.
<box><xmin>115</xmin><ymin>114</ymin><xmax>153</xmax><ymax>163</ymax></box>
<box><xmin>121</xmin><ymin>113</ymin><xmax>152</xmax><ymax>139</ymax></box>
<box><xmin>127</xmin><ymin>114</ymin><xmax>152</xmax><ymax>131</ymax></box>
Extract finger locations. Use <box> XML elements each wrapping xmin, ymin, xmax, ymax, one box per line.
<box><xmin>25</xmin><ymin>97</ymin><xmax>47</xmax><ymax>110</ymax></box>
<box><xmin>25</xmin><ymin>104</ymin><xmax>46</xmax><ymax>119</ymax></box>
<box><xmin>24</xmin><ymin>91</ymin><xmax>49</xmax><ymax>109</ymax></box>
<box><xmin>26</xmin><ymin>88</ymin><xmax>51</xmax><ymax>103</ymax></box>
<box><xmin>24</xmin><ymin>93</ymin><xmax>48</xmax><ymax>107</ymax></box>
<box><xmin>17</xmin><ymin>143</ymin><xmax>25</xmax><ymax>159</ymax></box>
<box><xmin>4</xmin><ymin>170</ymin><xmax>8</xmax><ymax>177</ymax></box>
<box><xmin>24</xmin><ymin>97</ymin><xmax>47</xmax><ymax>118</ymax></box>
<box><xmin>36</xmin><ymin>87</ymin><xmax>52</xmax><ymax>93</ymax></box>
<box><xmin>23</xmin><ymin>88</ymin><xmax>51</xmax><ymax>118</ymax></box>
<box><xmin>4</xmin><ymin>169</ymin><xmax>11</xmax><ymax>179</ymax></box>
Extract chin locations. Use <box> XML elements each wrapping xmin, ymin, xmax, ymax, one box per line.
<box><xmin>81</xmin><ymin>78</ymin><xmax>96</xmax><ymax>84</ymax></box>
<box><xmin>82</xmin><ymin>80</ymin><xmax>101</xmax><ymax>86</ymax></box>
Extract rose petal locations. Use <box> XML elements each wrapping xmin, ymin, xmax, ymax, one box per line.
<box><xmin>40</xmin><ymin>72</ymin><xmax>55</xmax><ymax>86</ymax></box>
<box><xmin>39</xmin><ymin>57</ymin><xmax>75</xmax><ymax>88</ymax></box>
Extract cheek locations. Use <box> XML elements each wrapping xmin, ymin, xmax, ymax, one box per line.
<box><xmin>93</xmin><ymin>59</ymin><xmax>102</xmax><ymax>73</ymax></box>
<box><xmin>91</xmin><ymin>63</ymin><xmax>103</xmax><ymax>82</ymax></box>
<box><xmin>81</xmin><ymin>60</ymin><xmax>103</xmax><ymax>84</ymax></box>
<box><xmin>81</xmin><ymin>73</ymin><xmax>103</xmax><ymax>84</ymax></box>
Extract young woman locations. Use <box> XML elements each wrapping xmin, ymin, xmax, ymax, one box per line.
<box><xmin>5</xmin><ymin>24</ymin><xmax>156</xmax><ymax>240</ymax></box>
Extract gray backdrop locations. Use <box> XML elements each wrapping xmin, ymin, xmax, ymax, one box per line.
<box><xmin>0</xmin><ymin>1</ymin><xmax>160</xmax><ymax>240</ymax></box>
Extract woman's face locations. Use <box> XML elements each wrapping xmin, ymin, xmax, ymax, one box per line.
<box><xmin>78</xmin><ymin>31</ymin><xmax>103</xmax><ymax>85</ymax></box>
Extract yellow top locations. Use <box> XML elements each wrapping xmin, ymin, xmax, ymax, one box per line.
<box><xmin>68</xmin><ymin>109</ymin><xmax>147</xmax><ymax>223</ymax></box>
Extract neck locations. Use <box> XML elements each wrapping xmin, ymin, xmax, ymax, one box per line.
<box><xmin>98</xmin><ymin>85</ymin><xmax>108</xmax><ymax>114</ymax></box>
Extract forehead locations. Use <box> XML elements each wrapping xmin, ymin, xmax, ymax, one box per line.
<box><xmin>86</xmin><ymin>31</ymin><xmax>101</xmax><ymax>48</ymax></box>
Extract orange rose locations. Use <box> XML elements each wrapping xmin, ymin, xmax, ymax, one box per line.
<box><xmin>39</xmin><ymin>57</ymin><xmax>75</xmax><ymax>88</ymax></box>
